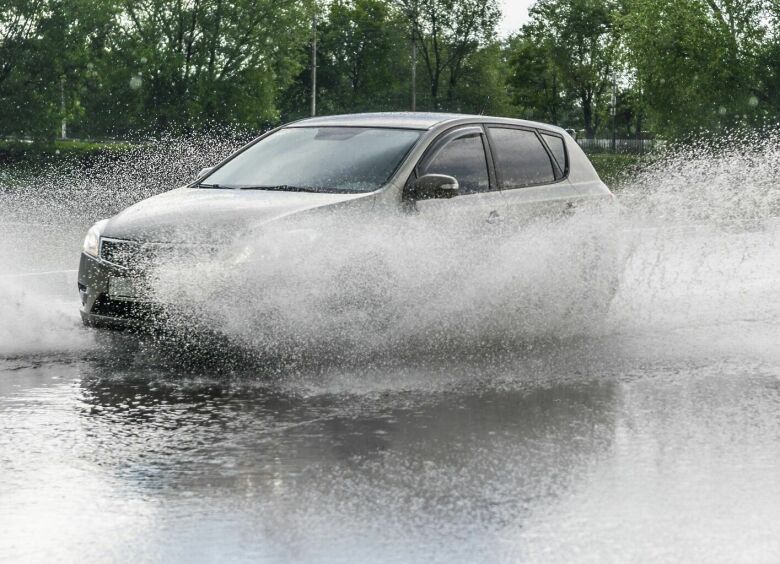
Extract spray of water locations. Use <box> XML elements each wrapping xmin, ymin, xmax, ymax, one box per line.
<box><xmin>0</xmin><ymin>131</ymin><xmax>244</xmax><ymax>226</ymax></box>
<box><xmin>0</xmin><ymin>129</ymin><xmax>778</xmax><ymax>365</ymax></box>
<box><xmin>611</xmin><ymin>131</ymin><xmax>780</xmax><ymax>342</ymax></box>
<box><xmin>0</xmin><ymin>131</ymin><xmax>242</xmax><ymax>357</ymax></box>
<box><xmin>148</xmin><ymin>206</ymin><xmax>623</xmax><ymax>363</ymax></box>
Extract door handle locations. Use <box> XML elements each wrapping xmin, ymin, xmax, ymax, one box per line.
<box><xmin>486</xmin><ymin>210</ymin><xmax>502</xmax><ymax>224</ymax></box>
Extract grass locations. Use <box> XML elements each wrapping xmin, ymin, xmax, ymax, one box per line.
<box><xmin>588</xmin><ymin>153</ymin><xmax>646</xmax><ymax>189</ymax></box>
<box><xmin>0</xmin><ymin>139</ymin><xmax>133</xmax><ymax>167</ymax></box>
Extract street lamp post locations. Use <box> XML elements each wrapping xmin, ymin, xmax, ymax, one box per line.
<box><xmin>411</xmin><ymin>34</ymin><xmax>417</xmax><ymax>112</ymax></box>
<box><xmin>311</xmin><ymin>13</ymin><xmax>317</xmax><ymax>117</ymax></box>
<box><xmin>610</xmin><ymin>75</ymin><xmax>617</xmax><ymax>153</ymax></box>
<box><xmin>60</xmin><ymin>76</ymin><xmax>67</xmax><ymax>140</ymax></box>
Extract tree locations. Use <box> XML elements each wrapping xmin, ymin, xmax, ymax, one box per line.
<box><xmin>0</xmin><ymin>0</ymin><xmax>52</xmax><ymax>138</ymax></box>
<box><xmin>0</xmin><ymin>0</ymin><xmax>46</xmax><ymax>88</ymax></box>
<box><xmin>513</xmin><ymin>0</ymin><xmax>617</xmax><ymax>138</ymax></box>
<box><xmin>80</xmin><ymin>0</ymin><xmax>312</xmax><ymax>135</ymax></box>
<box><xmin>0</xmin><ymin>0</ymin><xmax>115</xmax><ymax>140</ymax></box>
<box><xmin>394</xmin><ymin>0</ymin><xmax>500</xmax><ymax>109</ymax></box>
<box><xmin>506</xmin><ymin>33</ymin><xmax>568</xmax><ymax>124</ymax></box>
<box><xmin>447</xmin><ymin>41</ymin><xmax>515</xmax><ymax>115</ymax></box>
<box><xmin>618</xmin><ymin>0</ymin><xmax>767</xmax><ymax>138</ymax></box>
<box><xmin>317</xmin><ymin>0</ymin><xmax>409</xmax><ymax>113</ymax></box>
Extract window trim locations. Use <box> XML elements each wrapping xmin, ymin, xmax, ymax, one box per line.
<box><xmin>539</xmin><ymin>130</ymin><xmax>569</xmax><ymax>179</ymax></box>
<box><xmin>484</xmin><ymin>124</ymin><xmax>569</xmax><ymax>191</ymax></box>
<box><xmin>410</xmin><ymin>125</ymin><xmax>499</xmax><ymax>196</ymax></box>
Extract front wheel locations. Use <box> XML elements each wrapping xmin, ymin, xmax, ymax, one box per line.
<box><xmin>570</xmin><ymin>233</ymin><xmax>623</xmax><ymax>324</ymax></box>
<box><xmin>325</xmin><ymin>253</ymin><xmax>397</xmax><ymax>336</ymax></box>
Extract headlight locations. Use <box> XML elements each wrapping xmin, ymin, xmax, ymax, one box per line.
<box><xmin>83</xmin><ymin>219</ymin><xmax>109</xmax><ymax>258</ymax></box>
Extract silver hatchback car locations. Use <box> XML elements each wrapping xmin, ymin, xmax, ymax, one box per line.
<box><xmin>78</xmin><ymin>112</ymin><xmax>615</xmax><ymax>328</ymax></box>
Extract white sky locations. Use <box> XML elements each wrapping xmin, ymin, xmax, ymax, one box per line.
<box><xmin>499</xmin><ymin>0</ymin><xmax>534</xmax><ymax>36</ymax></box>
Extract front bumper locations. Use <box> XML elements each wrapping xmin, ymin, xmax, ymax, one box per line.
<box><xmin>78</xmin><ymin>252</ymin><xmax>163</xmax><ymax>329</ymax></box>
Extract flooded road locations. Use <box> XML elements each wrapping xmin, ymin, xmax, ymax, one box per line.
<box><xmin>2</xmin><ymin>143</ymin><xmax>780</xmax><ymax>562</ymax></box>
<box><xmin>2</xmin><ymin>330</ymin><xmax>779</xmax><ymax>563</ymax></box>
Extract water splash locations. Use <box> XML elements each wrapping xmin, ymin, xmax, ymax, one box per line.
<box><xmin>149</xmin><ymin>207</ymin><xmax>623</xmax><ymax>362</ymax></box>
<box><xmin>0</xmin><ymin>129</ymin><xmax>778</xmax><ymax>365</ymax></box>
<box><xmin>0</xmin><ymin>131</ymin><xmax>244</xmax><ymax>358</ymax></box>
<box><xmin>0</xmin><ymin>130</ymin><xmax>246</xmax><ymax>226</ymax></box>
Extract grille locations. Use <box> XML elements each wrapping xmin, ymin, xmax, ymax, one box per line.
<box><xmin>99</xmin><ymin>239</ymin><xmax>141</xmax><ymax>269</ymax></box>
<box><xmin>91</xmin><ymin>294</ymin><xmax>157</xmax><ymax>319</ymax></box>
<box><xmin>99</xmin><ymin>238</ymin><xmax>221</xmax><ymax>271</ymax></box>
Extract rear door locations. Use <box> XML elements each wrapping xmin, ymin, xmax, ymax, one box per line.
<box><xmin>409</xmin><ymin>126</ymin><xmax>504</xmax><ymax>229</ymax></box>
<box><xmin>486</xmin><ymin>125</ymin><xmax>577</xmax><ymax>225</ymax></box>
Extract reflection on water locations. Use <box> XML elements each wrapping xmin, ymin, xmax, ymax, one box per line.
<box><xmin>1</xmin><ymin>339</ymin><xmax>779</xmax><ymax>563</ymax></box>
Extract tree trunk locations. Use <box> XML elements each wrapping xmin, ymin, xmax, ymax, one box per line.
<box><xmin>582</xmin><ymin>91</ymin><xmax>595</xmax><ymax>139</ymax></box>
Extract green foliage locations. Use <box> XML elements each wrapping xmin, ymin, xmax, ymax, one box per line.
<box><xmin>324</xmin><ymin>0</ymin><xmax>406</xmax><ymax>109</ymax></box>
<box><xmin>395</xmin><ymin>0</ymin><xmax>502</xmax><ymax>109</ymax></box>
<box><xmin>3</xmin><ymin>0</ymin><xmax>780</xmax><ymax>142</ymax></box>
<box><xmin>295</xmin><ymin>0</ymin><xmax>410</xmax><ymax>117</ymax></box>
<box><xmin>281</xmin><ymin>0</ymin><xmax>508</xmax><ymax>119</ymax></box>
<box><xmin>507</xmin><ymin>34</ymin><xmax>568</xmax><ymax>124</ymax></box>
<box><xmin>506</xmin><ymin>0</ymin><xmax>618</xmax><ymax>138</ymax></box>
<box><xmin>502</xmin><ymin>0</ymin><xmax>780</xmax><ymax>140</ymax></box>
<box><xmin>1</xmin><ymin>0</ymin><xmax>509</xmax><ymax>137</ymax></box>
<box><xmin>588</xmin><ymin>152</ymin><xmax>643</xmax><ymax>187</ymax></box>
<box><xmin>83</xmin><ymin>0</ymin><xmax>312</xmax><ymax>135</ymax></box>
<box><xmin>0</xmin><ymin>139</ymin><xmax>131</xmax><ymax>170</ymax></box>
<box><xmin>0</xmin><ymin>0</ymin><xmax>110</xmax><ymax>140</ymax></box>
<box><xmin>617</xmin><ymin>0</ymin><xmax>768</xmax><ymax>138</ymax></box>
<box><xmin>446</xmin><ymin>42</ymin><xmax>516</xmax><ymax>115</ymax></box>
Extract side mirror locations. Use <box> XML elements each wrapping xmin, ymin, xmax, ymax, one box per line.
<box><xmin>412</xmin><ymin>174</ymin><xmax>459</xmax><ymax>200</ymax></box>
<box><xmin>197</xmin><ymin>166</ymin><xmax>214</xmax><ymax>179</ymax></box>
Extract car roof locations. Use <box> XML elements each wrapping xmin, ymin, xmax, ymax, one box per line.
<box><xmin>288</xmin><ymin>112</ymin><xmax>562</xmax><ymax>133</ymax></box>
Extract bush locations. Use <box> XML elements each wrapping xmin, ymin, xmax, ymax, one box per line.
<box><xmin>0</xmin><ymin>139</ymin><xmax>133</xmax><ymax>168</ymax></box>
<box><xmin>589</xmin><ymin>153</ymin><xmax>644</xmax><ymax>189</ymax></box>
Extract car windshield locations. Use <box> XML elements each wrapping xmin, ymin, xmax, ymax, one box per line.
<box><xmin>201</xmin><ymin>126</ymin><xmax>422</xmax><ymax>193</ymax></box>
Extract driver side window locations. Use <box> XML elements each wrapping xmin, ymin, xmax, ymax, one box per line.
<box><xmin>423</xmin><ymin>134</ymin><xmax>490</xmax><ymax>195</ymax></box>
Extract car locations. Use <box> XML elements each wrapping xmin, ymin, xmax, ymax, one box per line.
<box><xmin>78</xmin><ymin>112</ymin><xmax>617</xmax><ymax>329</ymax></box>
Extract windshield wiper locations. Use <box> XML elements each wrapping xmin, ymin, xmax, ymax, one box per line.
<box><xmin>197</xmin><ymin>182</ymin><xmax>235</xmax><ymax>189</ymax></box>
<box><xmin>239</xmin><ymin>185</ymin><xmax>323</xmax><ymax>193</ymax></box>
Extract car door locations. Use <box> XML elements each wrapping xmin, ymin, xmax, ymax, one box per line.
<box><xmin>486</xmin><ymin>125</ymin><xmax>578</xmax><ymax>226</ymax></box>
<box><xmin>408</xmin><ymin>126</ymin><xmax>504</xmax><ymax>229</ymax></box>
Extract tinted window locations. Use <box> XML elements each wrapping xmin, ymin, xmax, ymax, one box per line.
<box><xmin>542</xmin><ymin>133</ymin><xmax>567</xmax><ymax>176</ymax></box>
<box><xmin>489</xmin><ymin>127</ymin><xmax>555</xmax><ymax>188</ymax></box>
<box><xmin>424</xmin><ymin>134</ymin><xmax>490</xmax><ymax>194</ymax></box>
<box><xmin>204</xmin><ymin>127</ymin><xmax>421</xmax><ymax>193</ymax></box>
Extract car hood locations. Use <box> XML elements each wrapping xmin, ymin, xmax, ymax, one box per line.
<box><xmin>102</xmin><ymin>187</ymin><xmax>373</xmax><ymax>243</ymax></box>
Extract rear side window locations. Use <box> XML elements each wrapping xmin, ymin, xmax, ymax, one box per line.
<box><xmin>424</xmin><ymin>133</ymin><xmax>490</xmax><ymax>194</ymax></box>
<box><xmin>488</xmin><ymin>127</ymin><xmax>555</xmax><ymax>189</ymax></box>
<box><xmin>541</xmin><ymin>133</ymin><xmax>567</xmax><ymax>176</ymax></box>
